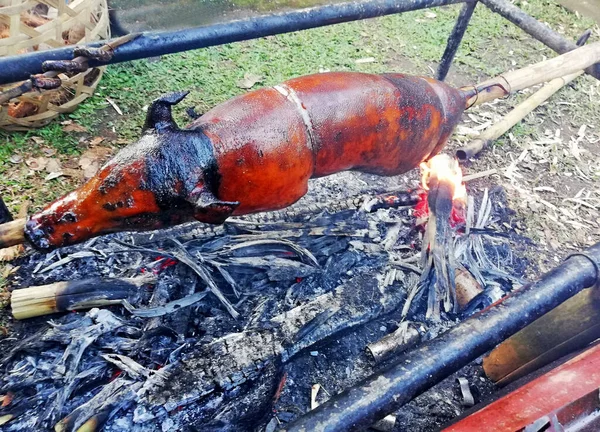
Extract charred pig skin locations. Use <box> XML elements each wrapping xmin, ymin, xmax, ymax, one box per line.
<box><xmin>25</xmin><ymin>72</ymin><xmax>466</xmax><ymax>250</ymax></box>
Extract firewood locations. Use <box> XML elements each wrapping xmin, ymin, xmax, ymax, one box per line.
<box><xmin>454</xmin><ymin>266</ymin><xmax>483</xmax><ymax>309</ymax></box>
<box><xmin>11</xmin><ymin>274</ymin><xmax>157</xmax><ymax>320</ymax></box>
<box><xmin>366</xmin><ymin>322</ymin><xmax>422</xmax><ymax>364</ymax></box>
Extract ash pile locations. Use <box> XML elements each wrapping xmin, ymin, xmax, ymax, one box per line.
<box><xmin>0</xmin><ymin>170</ymin><xmax>529</xmax><ymax>432</ymax></box>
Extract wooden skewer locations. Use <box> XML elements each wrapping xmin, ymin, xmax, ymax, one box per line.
<box><xmin>11</xmin><ymin>274</ymin><xmax>156</xmax><ymax>320</ymax></box>
<box><xmin>0</xmin><ymin>218</ymin><xmax>25</xmax><ymax>249</ymax></box>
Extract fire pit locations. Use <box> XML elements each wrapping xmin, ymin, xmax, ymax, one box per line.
<box><xmin>0</xmin><ymin>164</ymin><xmax>529</xmax><ymax>431</ymax></box>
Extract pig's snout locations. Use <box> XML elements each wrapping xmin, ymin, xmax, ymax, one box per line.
<box><xmin>24</xmin><ymin>218</ymin><xmax>52</xmax><ymax>251</ymax></box>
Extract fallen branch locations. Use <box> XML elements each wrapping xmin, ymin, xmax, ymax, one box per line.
<box><xmin>462</xmin><ymin>169</ymin><xmax>498</xmax><ymax>182</ymax></box>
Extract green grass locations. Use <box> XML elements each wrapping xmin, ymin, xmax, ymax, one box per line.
<box><xmin>0</xmin><ymin>0</ymin><xmax>596</xmax><ymax>215</ymax></box>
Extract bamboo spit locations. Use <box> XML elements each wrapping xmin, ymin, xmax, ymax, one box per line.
<box><xmin>11</xmin><ymin>274</ymin><xmax>157</xmax><ymax>320</ymax></box>
<box><xmin>462</xmin><ymin>41</ymin><xmax>600</xmax><ymax>107</ymax></box>
<box><xmin>457</xmin><ymin>30</ymin><xmax>591</xmax><ymax>159</ymax></box>
<box><xmin>0</xmin><ymin>218</ymin><xmax>25</xmax><ymax>249</ymax></box>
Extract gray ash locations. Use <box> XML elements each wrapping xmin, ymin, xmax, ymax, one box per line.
<box><xmin>0</xmin><ymin>175</ymin><xmax>528</xmax><ymax>432</ymax></box>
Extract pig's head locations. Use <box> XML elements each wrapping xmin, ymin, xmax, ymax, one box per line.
<box><xmin>25</xmin><ymin>91</ymin><xmax>238</xmax><ymax>251</ymax></box>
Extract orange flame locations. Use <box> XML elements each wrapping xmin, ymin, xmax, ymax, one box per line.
<box><xmin>420</xmin><ymin>154</ymin><xmax>467</xmax><ymax>202</ymax></box>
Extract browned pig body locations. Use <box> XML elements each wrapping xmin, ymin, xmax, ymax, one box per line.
<box><xmin>25</xmin><ymin>72</ymin><xmax>466</xmax><ymax>250</ymax></box>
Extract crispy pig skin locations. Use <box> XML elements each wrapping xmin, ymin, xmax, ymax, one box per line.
<box><xmin>25</xmin><ymin>72</ymin><xmax>465</xmax><ymax>250</ymax></box>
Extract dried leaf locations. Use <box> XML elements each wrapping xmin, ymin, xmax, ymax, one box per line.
<box><xmin>355</xmin><ymin>57</ymin><xmax>376</xmax><ymax>64</ymax></box>
<box><xmin>83</xmin><ymin>163</ymin><xmax>99</xmax><ymax>179</ymax></box>
<box><xmin>44</xmin><ymin>171</ymin><xmax>63</xmax><ymax>181</ymax></box>
<box><xmin>79</xmin><ymin>157</ymin><xmax>99</xmax><ymax>179</ymax></box>
<box><xmin>61</xmin><ymin>168</ymin><xmax>83</xmax><ymax>179</ymax></box>
<box><xmin>81</xmin><ymin>147</ymin><xmax>113</xmax><ymax>161</ymax></box>
<box><xmin>62</xmin><ymin>122</ymin><xmax>87</xmax><ymax>133</ymax></box>
<box><xmin>89</xmin><ymin>136</ymin><xmax>105</xmax><ymax>147</ymax></box>
<box><xmin>0</xmin><ymin>245</ymin><xmax>24</xmax><ymax>262</ymax></box>
<box><xmin>455</xmin><ymin>125</ymin><xmax>480</xmax><ymax>137</ymax></box>
<box><xmin>31</xmin><ymin>136</ymin><xmax>45</xmax><ymax>145</ymax></box>
<box><xmin>236</xmin><ymin>73</ymin><xmax>263</xmax><ymax>89</ymax></box>
<box><xmin>106</xmin><ymin>97</ymin><xmax>123</xmax><ymax>115</ymax></box>
<box><xmin>41</xmin><ymin>147</ymin><xmax>56</xmax><ymax>156</ymax></box>
<box><xmin>78</xmin><ymin>148</ymin><xmax>111</xmax><ymax>179</ymax></box>
<box><xmin>9</xmin><ymin>154</ymin><xmax>23</xmax><ymax>164</ymax></box>
<box><xmin>26</xmin><ymin>157</ymin><xmax>48</xmax><ymax>171</ymax></box>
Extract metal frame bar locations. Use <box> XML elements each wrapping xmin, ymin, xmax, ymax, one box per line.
<box><xmin>0</xmin><ymin>0</ymin><xmax>466</xmax><ymax>84</ymax></box>
<box><xmin>481</xmin><ymin>0</ymin><xmax>600</xmax><ymax>79</ymax></box>
<box><xmin>436</xmin><ymin>1</ymin><xmax>478</xmax><ymax>81</ymax></box>
<box><xmin>285</xmin><ymin>243</ymin><xmax>600</xmax><ymax>432</ymax></box>
<box><xmin>0</xmin><ymin>0</ymin><xmax>596</xmax><ymax>86</ymax></box>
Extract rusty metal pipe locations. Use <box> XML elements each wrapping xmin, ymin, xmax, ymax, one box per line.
<box><xmin>283</xmin><ymin>243</ymin><xmax>600</xmax><ymax>432</ymax></box>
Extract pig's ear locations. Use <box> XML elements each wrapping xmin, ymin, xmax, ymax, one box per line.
<box><xmin>144</xmin><ymin>91</ymin><xmax>190</xmax><ymax>133</ymax></box>
<box><xmin>190</xmin><ymin>190</ymin><xmax>239</xmax><ymax>225</ymax></box>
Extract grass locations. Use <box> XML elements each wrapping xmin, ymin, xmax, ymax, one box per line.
<box><xmin>0</xmin><ymin>0</ymin><xmax>596</xmax><ymax>212</ymax></box>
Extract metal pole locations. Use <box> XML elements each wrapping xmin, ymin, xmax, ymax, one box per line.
<box><xmin>436</xmin><ymin>1</ymin><xmax>477</xmax><ymax>81</ymax></box>
<box><xmin>480</xmin><ymin>0</ymin><xmax>600</xmax><ymax>80</ymax></box>
<box><xmin>283</xmin><ymin>243</ymin><xmax>600</xmax><ymax>432</ymax></box>
<box><xmin>0</xmin><ymin>0</ymin><xmax>466</xmax><ymax>85</ymax></box>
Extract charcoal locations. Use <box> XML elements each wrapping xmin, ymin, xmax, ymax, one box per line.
<box><xmin>0</xmin><ymin>184</ymin><xmax>528</xmax><ymax>431</ymax></box>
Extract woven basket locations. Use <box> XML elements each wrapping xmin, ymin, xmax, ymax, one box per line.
<box><xmin>0</xmin><ymin>0</ymin><xmax>110</xmax><ymax>131</ymax></box>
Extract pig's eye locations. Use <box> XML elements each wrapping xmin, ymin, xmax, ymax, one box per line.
<box><xmin>60</xmin><ymin>212</ymin><xmax>77</xmax><ymax>223</ymax></box>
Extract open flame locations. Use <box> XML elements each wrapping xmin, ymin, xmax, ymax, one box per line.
<box><xmin>414</xmin><ymin>154</ymin><xmax>467</xmax><ymax>228</ymax></box>
<box><xmin>420</xmin><ymin>154</ymin><xmax>467</xmax><ymax>202</ymax></box>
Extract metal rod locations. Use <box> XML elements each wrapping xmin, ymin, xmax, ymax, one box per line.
<box><xmin>284</xmin><ymin>243</ymin><xmax>600</xmax><ymax>432</ymax></box>
<box><xmin>480</xmin><ymin>0</ymin><xmax>600</xmax><ymax>80</ymax></box>
<box><xmin>0</xmin><ymin>0</ymin><xmax>466</xmax><ymax>85</ymax></box>
<box><xmin>436</xmin><ymin>1</ymin><xmax>477</xmax><ymax>81</ymax></box>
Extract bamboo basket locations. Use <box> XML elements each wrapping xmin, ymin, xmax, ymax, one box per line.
<box><xmin>0</xmin><ymin>0</ymin><xmax>110</xmax><ymax>131</ymax></box>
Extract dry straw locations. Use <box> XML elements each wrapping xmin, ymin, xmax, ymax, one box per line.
<box><xmin>0</xmin><ymin>0</ymin><xmax>110</xmax><ymax>130</ymax></box>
